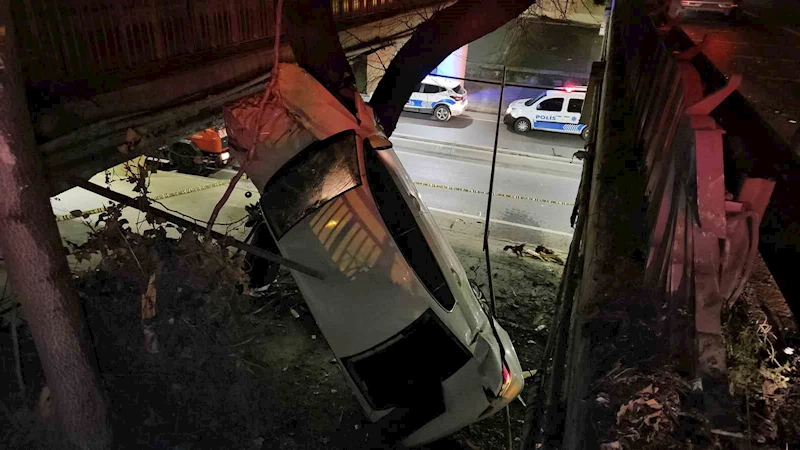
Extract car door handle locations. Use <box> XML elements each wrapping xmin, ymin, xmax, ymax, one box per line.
<box><xmin>451</xmin><ymin>267</ymin><xmax>462</xmax><ymax>287</ymax></box>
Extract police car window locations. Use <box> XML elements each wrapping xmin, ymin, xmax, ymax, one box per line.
<box><xmin>364</xmin><ymin>141</ymin><xmax>457</xmax><ymax>311</ymax></box>
<box><xmin>422</xmin><ymin>84</ymin><xmax>441</xmax><ymax>94</ymax></box>
<box><xmin>537</xmin><ymin>98</ymin><xmax>564</xmax><ymax>111</ymax></box>
<box><xmin>453</xmin><ymin>85</ymin><xmax>465</xmax><ymax>95</ymax></box>
<box><xmin>568</xmin><ymin>98</ymin><xmax>584</xmax><ymax>113</ymax></box>
<box><xmin>524</xmin><ymin>94</ymin><xmax>545</xmax><ymax>107</ymax></box>
<box><xmin>413</xmin><ymin>83</ymin><xmax>423</xmax><ymax>93</ymax></box>
<box><xmin>260</xmin><ymin>130</ymin><xmax>361</xmax><ymax>240</ymax></box>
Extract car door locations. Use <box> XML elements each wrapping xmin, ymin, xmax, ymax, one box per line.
<box><xmin>532</xmin><ymin>96</ymin><xmax>565</xmax><ymax>131</ymax></box>
<box><xmin>420</xmin><ymin>83</ymin><xmax>443</xmax><ymax>112</ymax></box>
<box><xmin>405</xmin><ymin>83</ymin><xmax>425</xmax><ymax>112</ymax></box>
<box><xmin>566</xmin><ymin>97</ymin><xmax>584</xmax><ymax>124</ymax></box>
<box><xmin>564</xmin><ymin>97</ymin><xmax>585</xmax><ymax>135</ymax></box>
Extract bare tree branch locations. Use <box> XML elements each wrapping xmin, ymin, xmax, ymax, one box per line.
<box><xmin>369</xmin><ymin>0</ymin><xmax>536</xmax><ymax>136</ymax></box>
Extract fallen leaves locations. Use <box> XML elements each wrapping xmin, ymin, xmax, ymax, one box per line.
<box><xmin>603</xmin><ymin>375</ymin><xmax>684</xmax><ymax>448</ymax></box>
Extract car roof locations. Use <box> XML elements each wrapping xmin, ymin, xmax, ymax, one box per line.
<box><xmin>545</xmin><ymin>88</ymin><xmax>586</xmax><ymax>96</ymax></box>
<box><xmin>422</xmin><ymin>75</ymin><xmax>462</xmax><ymax>90</ymax></box>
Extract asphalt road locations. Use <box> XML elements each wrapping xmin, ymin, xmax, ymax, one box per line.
<box><xmin>678</xmin><ymin>1</ymin><xmax>800</xmax><ymax>140</ymax></box>
<box><xmin>394</xmin><ymin>148</ymin><xmax>579</xmax><ymax>235</ymax></box>
<box><xmin>394</xmin><ymin>110</ymin><xmax>586</xmax><ymax>158</ymax></box>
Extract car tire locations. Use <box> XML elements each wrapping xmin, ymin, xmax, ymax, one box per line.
<box><xmin>514</xmin><ymin>117</ymin><xmax>531</xmax><ymax>133</ymax></box>
<box><xmin>581</xmin><ymin>125</ymin><xmax>590</xmax><ymax>141</ymax></box>
<box><xmin>433</xmin><ymin>105</ymin><xmax>451</xmax><ymax>121</ymax></box>
<box><xmin>170</xmin><ymin>143</ymin><xmax>204</xmax><ymax>175</ymax></box>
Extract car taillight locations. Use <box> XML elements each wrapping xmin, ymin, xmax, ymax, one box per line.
<box><xmin>450</xmin><ymin>95</ymin><xmax>464</xmax><ymax>102</ymax></box>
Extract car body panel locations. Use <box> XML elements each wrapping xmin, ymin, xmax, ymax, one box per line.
<box><xmin>404</xmin><ymin>75</ymin><xmax>468</xmax><ymax>119</ymax></box>
<box><xmin>681</xmin><ymin>0</ymin><xmax>739</xmax><ymax>14</ymax></box>
<box><xmin>223</xmin><ymin>63</ymin><xmax>522</xmax><ymax>446</ymax></box>
<box><xmin>505</xmin><ymin>89</ymin><xmax>588</xmax><ymax>135</ymax></box>
<box><xmin>189</xmin><ymin>127</ymin><xmax>229</xmax><ymax>154</ymax></box>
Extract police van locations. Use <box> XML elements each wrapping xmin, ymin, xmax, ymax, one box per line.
<box><xmin>504</xmin><ymin>87</ymin><xmax>589</xmax><ymax>140</ymax></box>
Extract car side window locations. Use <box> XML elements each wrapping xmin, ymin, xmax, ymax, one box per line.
<box><xmin>422</xmin><ymin>84</ymin><xmax>441</xmax><ymax>94</ymax></box>
<box><xmin>567</xmin><ymin>98</ymin><xmax>584</xmax><ymax>113</ymax></box>
<box><xmin>364</xmin><ymin>142</ymin><xmax>456</xmax><ymax>311</ymax></box>
<box><xmin>413</xmin><ymin>83</ymin><xmax>423</xmax><ymax>93</ymax></box>
<box><xmin>260</xmin><ymin>130</ymin><xmax>361</xmax><ymax>239</ymax></box>
<box><xmin>537</xmin><ymin>98</ymin><xmax>564</xmax><ymax>112</ymax></box>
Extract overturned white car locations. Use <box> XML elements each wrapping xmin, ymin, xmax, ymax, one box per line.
<box><xmin>223</xmin><ymin>64</ymin><xmax>523</xmax><ymax>447</ymax></box>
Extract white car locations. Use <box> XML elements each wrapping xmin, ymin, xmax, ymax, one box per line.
<box><xmin>505</xmin><ymin>87</ymin><xmax>590</xmax><ymax>140</ymax></box>
<box><xmin>680</xmin><ymin>0</ymin><xmax>741</xmax><ymax>19</ymax></box>
<box><xmin>405</xmin><ymin>75</ymin><xmax>468</xmax><ymax>121</ymax></box>
<box><xmin>224</xmin><ymin>63</ymin><xmax>522</xmax><ymax>447</ymax></box>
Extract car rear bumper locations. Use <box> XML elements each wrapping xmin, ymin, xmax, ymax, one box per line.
<box><xmin>201</xmin><ymin>150</ymin><xmax>232</xmax><ymax>168</ymax></box>
<box><xmin>681</xmin><ymin>1</ymin><xmax>738</xmax><ymax>12</ymax></box>
<box><xmin>450</xmin><ymin>101</ymin><xmax>467</xmax><ymax>116</ymax></box>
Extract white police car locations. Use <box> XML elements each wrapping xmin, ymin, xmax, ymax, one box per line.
<box><xmin>504</xmin><ymin>87</ymin><xmax>589</xmax><ymax>140</ymax></box>
<box><xmin>404</xmin><ymin>75</ymin><xmax>468</xmax><ymax>121</ymax></box>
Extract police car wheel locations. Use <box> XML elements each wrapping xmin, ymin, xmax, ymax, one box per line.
<box><xmin>514</xmin><ymin>118</ymin><xmax>531</xmax><ymax>133</ymax></box>
<box><xmin>433</xmin><ymin>105</ymin><xmax>451</xmax><ymax>121</ymax></box>
<box><xmin>581</xmin><ymin>126</ymin><xmax>589</xmax><ymax>141</ymax></box>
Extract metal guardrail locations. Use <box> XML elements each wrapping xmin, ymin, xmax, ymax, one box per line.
<box><xmin>616</xmin><ymin>4</ymin><xmax>699</xmax><ymax>370</ymax></box>
<box><xmin>533</xmin><ymin>1</ymin><xmax>778</xmax><ymax>447</ymax></box>
<box><xmin>663</xmin><ymin>27</ymin><xmax>800</xmax><ymax>321</ymax></box>
<box><xmin>12</xmin><ymin>0</ymin><xmax>439</xmax><ymax>89</ymax></box>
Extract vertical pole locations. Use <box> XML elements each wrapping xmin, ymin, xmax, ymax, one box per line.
<box><xmin>0</xmin><ymin>2</ymin><xmax>110</xmax><ymax>449</ymax></box>
<box><xmin>483</xmin><ymin>66</ymin><xmax>506</xmax><ymax>317</ymax></box>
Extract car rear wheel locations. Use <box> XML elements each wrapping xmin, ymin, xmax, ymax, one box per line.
<box><xmin>433</xmin><ymin>105</ymin><xmax>451</xmax><ymax>121</ymax></box>
<box><xmin>581</xmin><ymin>125</ymin><xmax>590</xmax><ymax>141</ymax></box>
<box><xmin>169</xmin><ymin>143</ymin><xmax>205</xmax><ymax>175</ymax></box>
<box><xmin>514</xmin><ymin>118</ymin><xmax>531</xmax><ymax>133</ymax></box>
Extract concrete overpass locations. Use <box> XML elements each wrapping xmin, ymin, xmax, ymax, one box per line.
<box><xmin>10</xmin><ymin>0</ymin><xmax>442</xmax><ymax>194</ymax></box>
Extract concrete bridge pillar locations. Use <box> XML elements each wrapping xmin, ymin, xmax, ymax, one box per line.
<box><xmin>433</xmin><ymin>45</ymin><xmax>468</xmax><ymax>80</ymax></box>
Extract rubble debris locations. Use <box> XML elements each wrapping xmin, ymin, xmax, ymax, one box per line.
<box><xmin>502</xmin><ymin>243</ymin><xmax>564</xmax><ymax>265</ymax></box>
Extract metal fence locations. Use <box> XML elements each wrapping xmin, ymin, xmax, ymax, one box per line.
<box><xmin>614</xmin><ymin>2</ymin><xmax>698</xmax><ymax>368</ymax></box>
<box><xmin>12</xmin><ymin>0</ymin><xmax>439</xmax><ymax>87</ymax></box>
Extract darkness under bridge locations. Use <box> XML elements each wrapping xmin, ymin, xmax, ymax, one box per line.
<box><xmin>1</xmin><ymin>0</ymin><xmax>800</xmax><ymax>448</ymax></box>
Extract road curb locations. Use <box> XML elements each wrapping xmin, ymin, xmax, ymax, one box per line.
<box><xmin>391</xmin><ymin>134</ymin><xmax>584</xmax><ymax>177</ymax></box>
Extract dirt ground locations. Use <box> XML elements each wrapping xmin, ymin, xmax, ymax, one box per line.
<box><xmin>587</xmin><ymin>254</ymin><xmax>800</xmax><ymax>450</ymax></box>
<box><xmin>0</xmin><ymin>219</ymin><xmax>563</xmax><ymax>450</ymax></box>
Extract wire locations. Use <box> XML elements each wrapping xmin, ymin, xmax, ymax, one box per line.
<box><xmin>482</xmin><ymin>66</ymin><xmax>510</xmax><ymax>384</ymax></box>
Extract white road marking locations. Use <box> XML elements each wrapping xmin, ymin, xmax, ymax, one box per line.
<box><xmin>464</xmin><ymin>114</ymin><xmax>500</xmax><ymax>123</ymax></box>
<box><xmin>428</xmin><ymin>207</ymin><xmax>574</xmax><ymax>237</ymax></box>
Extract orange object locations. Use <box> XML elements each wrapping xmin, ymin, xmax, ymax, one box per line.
<box><xmin>189</xmin><ymin>127</ymin><xmax>229</xmax><ymax>154</ymax></box>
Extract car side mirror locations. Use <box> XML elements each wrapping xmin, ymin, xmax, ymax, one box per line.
<box><xmin>365</xmin><ymin>135</ymin><xmax>393</xmax><ymax>151</ymax></box>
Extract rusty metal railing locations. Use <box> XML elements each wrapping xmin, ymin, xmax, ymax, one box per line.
<box><xmin>12</xmin><ymin>0</ymin><xmax>438</xmax><ymax>89</ymax></box>
<box><xmin>618</xmin><ymin>3</ymin><xmax>775</xmax><ymax>379</ymax></box>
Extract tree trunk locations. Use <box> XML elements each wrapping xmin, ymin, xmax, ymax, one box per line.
<box><xmin>283</xmin><ymin>0</ymin><xmax>358</xmax><ymax>115</ymax></box>
<box><xmin>369</xmin><ymin>0</ymin><xmax>535</xmax><ymax>136</ymax></box>
<box><xmin>0</xmin><ymin>2</ymin><xmax>111</xmax><ymax>449</ymax></box>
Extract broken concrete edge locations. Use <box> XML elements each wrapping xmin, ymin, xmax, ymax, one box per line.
<box><xmin>391</xmin><ymin>134</ymin><xmax>584</xmax><ymax>177</ymax></box>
